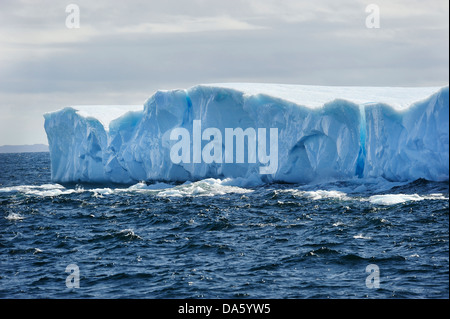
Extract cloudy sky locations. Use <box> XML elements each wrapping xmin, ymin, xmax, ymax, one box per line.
<box><xmin>0</xmin><ymin>0</ymin><xmax>448</xmax><ymax>145</ymax></box>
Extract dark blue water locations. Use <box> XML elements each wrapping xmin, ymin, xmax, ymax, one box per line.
<box><xmin>0</xmin><ymin>152</ymin><xmax>448</xmax><ymax>298</ymax></box>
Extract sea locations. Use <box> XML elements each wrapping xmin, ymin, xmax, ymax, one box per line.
<box><xmin>0</xmin><ymin>152</ymin><xmax>448</xmax><ymax>299</ymax></box>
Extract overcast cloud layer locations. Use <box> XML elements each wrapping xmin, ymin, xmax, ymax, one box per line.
<box><xmin>0</xmin><ymin>0</ymin><xmax>448</xmax><ymax>145</ymax></box>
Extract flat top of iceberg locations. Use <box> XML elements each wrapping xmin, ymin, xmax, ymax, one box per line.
<box><xmin>206</xmin><ymin>83</ymin><xmax>444</xmax><ymax>109</ymax></box>
<box><xmin>71</xmin><ymin>105</ymin><xmax>143</xmax><ymax>131</ymax></box>
<box><xmin>52</xmin><ymin>83</ymin><xmax>447</xmax><ymax>132</ymax></box>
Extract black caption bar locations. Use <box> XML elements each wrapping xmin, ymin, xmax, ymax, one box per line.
<box><xmin>1</xmin><ymin>299</ymin><xmax>446</xmax><ymax>317</ymax></box>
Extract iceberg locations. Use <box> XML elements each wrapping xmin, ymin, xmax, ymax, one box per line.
<box><xmin>44</xmin><ymin>84</ymin><xmax>449</xmax><ymax>184</ymax></box>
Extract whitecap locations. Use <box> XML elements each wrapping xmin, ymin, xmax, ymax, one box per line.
<box><xmin>127</xmin><ymin>181</ymin><xmax>174</xmax><ymax>191</ymax></box>
<box><xmin>156</xmin><ymin>178</ymin><xmax>253</xmax><ymax>197</ymax></box>
<box><xmin>303</xmin><ymin>190</ymin><xmax>350</xmax><ymax>200</ymax></box>
<box><xmin>353</xmin><ymin>233</ymin><xmax>372</xmax><ymax>240</ymax></box>
<box><xmin>5</xmin><ymin>213</ymin><xmax>24</xmax><ymax>221</ymax></box>
<box><xmin>332</xmin><ymin>221</ymin><xmax>344</xmax><ymax>227</ymax></box>
<box><xmin>369</xmin><ymin>193</ymin><xmax>424</xmax><ymax>205</ymax></box>
<box><xmin>118</xmin><ymin>228</ymin><xmax>142</xmax><ymax>240</ymax></box>
<box><xmin>282</xmin><ymin>189</ymin><xmax>350</xmax><ymax>201</ymax></box>
<box><xmin>90</xmin><ymin>187</ymin><xmax>114</xmax><ymax>197</ymax></box>
<box><xmin>0</xmin><ymin>184</ymin><xmax>78</xmax><ymax>197</ymax></box>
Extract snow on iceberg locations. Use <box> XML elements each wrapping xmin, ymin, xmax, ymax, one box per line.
<box><xmin>43</xmin><ymin>84</ymin><xmax>449</xmax><ymax>184</ymax></box>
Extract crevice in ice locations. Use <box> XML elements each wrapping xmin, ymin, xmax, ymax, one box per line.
<box><xmin>355</xmin><ymin>103</ymin><xmax>368</xmax><ymax>178</ymax></box>
<box><xmin>182</xmin><ymin>90</ymin><xmax>193</xmax><ymax>126</ymax></box>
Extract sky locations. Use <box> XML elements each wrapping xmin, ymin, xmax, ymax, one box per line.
<box><xmin>0</xmin><ymin>0</ymin><xmax>448</xmax><ymax>145</ymax></box>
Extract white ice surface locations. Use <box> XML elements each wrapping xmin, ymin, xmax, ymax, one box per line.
<box><xmin>209</xmin><ymin>83</ymin><xmax>441</xmax><ymax>109</ymax></box>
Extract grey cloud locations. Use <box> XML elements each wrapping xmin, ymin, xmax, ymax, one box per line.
<box><xmin>0</xmin><ymin>0</ymin><xmax>448</xmax><ymax>145</ymax></box>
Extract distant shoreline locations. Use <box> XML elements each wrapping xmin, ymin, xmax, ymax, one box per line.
<box><xmin>0</xmin><ymin>144</ymin><xmax>49</xmax><ymax>153</ymax></box>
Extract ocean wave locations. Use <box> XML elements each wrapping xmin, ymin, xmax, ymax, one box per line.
<box><xmin>0</xmin><ymin>184</ymin><xmax>79</xmax><ymax>196</ymax></box>
<box><xmin>0</xmin><ymin>178</ymin><xmax>253</xmax><ymax>198</ymax></box>
<box><xmin>367</xmin><ymin>193</ymin><xmax>448</xmax><ymax>205</ymax></box>
<box><xmin>0</xmin><ymin>178</ymin><xmax>447</xmax><ymax>204</ymax></box>
<box><xmin>4</xmin><ymin>212</ymin><xmax>25</xmax><ymax>221</ymax></box>
<box><xmin>283</xmin><ymin>189</ymin><xmax>350</xmax><ymax>201</ymax></box>
<box><xmin>125</xmin><ymin>178</ymin><xmax>253</xmax><ymax>197</ymax></box>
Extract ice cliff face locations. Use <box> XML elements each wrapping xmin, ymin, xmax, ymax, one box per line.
<box><xmin>44</xmin><ymin>84</ymin><xmax>449</xmax><ymax>184</ymax></box>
